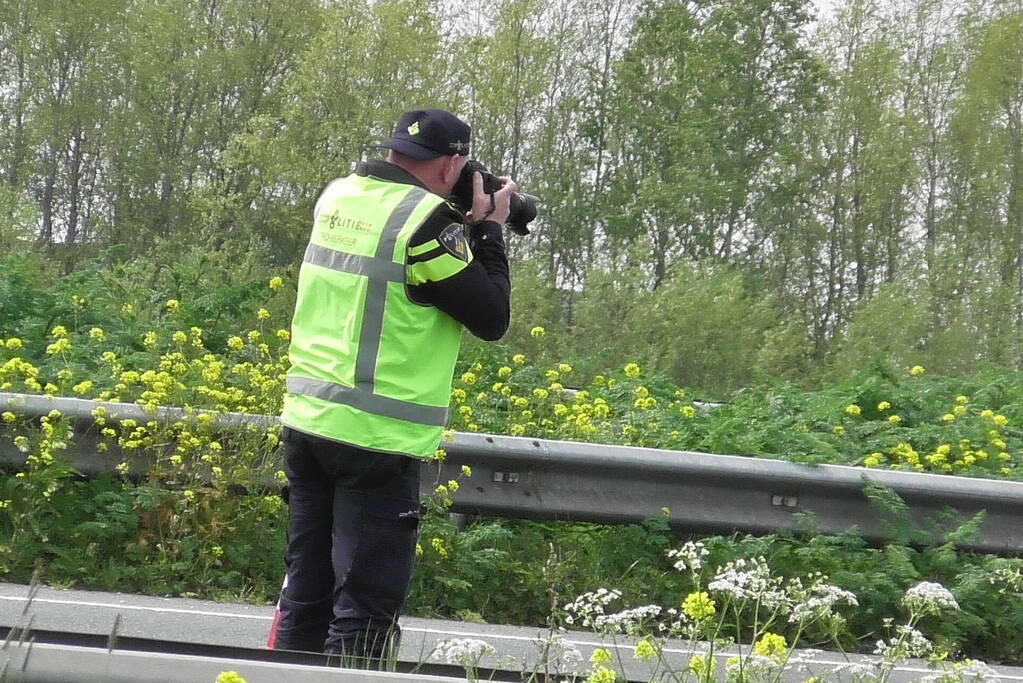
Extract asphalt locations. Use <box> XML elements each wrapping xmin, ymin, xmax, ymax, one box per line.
<box><xmin>2</xmin><ymin>582</ymin><xmax>1021</xmax><ymax>682</ymax></box>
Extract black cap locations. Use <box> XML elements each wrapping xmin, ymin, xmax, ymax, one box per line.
<box><xmin>377</xmin><ymin>109</ymin><xmax>471</xmax><ymax>160</ymax></box>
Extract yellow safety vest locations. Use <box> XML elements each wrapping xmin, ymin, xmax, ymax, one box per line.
<box><xmin>281</xmin><ymin>173</ymin><xmax>466</xmax><ymax>458</ymax></box>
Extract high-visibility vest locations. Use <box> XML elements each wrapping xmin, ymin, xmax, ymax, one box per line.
<box><xmin>281</xmin><ymin>173</ymin><xmax>464</xmax><ymax>458</ymax></box>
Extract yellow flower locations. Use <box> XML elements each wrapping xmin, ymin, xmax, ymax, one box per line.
<box><xmin>51</xmin><ymin>325</ymin><xmax>68</xmax><ymax>339</ymax></box>
<box><xmin>276</xmin><ymin>329</ymin><xmax>290</xmax><ymax>341</ymax></box>
<box><xmin>682</xmin><ymin>591</ymin><xmax>716</xmax><ymax>620</ymax></box>
<box><xmin>624</xmin><ymin>363</ymin><xmax>641</xmax><ymax>379</ymax></box>
<box><xmin>953</xmin><ymin>405</ymin><xmax>967</xmax><ymax>416</ymax></box>
<box><xmin>165</xmin><ymin>299</ymin><xmax>180</xmax><ymax>312</ymax></box>
<box><xmin>592</xmin><ymin>374</ymin><xmax>606</xmax><ymax>386</ymax></box>
<box><xmin>512</xmin><ymin>353</ymin><xmax>525</xmax><ymax>364</ymax></box>
<box><xmin>530</xmin><ymin>326</ymin><xmax>545</xmax><ymax>337</ymax></box>
<box><xmin>5</xmin><ymin>338</ymin><xmax>22</xmax><ymax>350</ymax></box>
<box><xmin>993</xmin><ymin>414</ymin><xmax>1009</xmax><ymax>427</ymax></box>
<box><xmin>634</xmin><ymin>639</ymin><xmax>657</xmax><ymax>660</ymax></box>
<box><xmin>498</xmin><ymin>365</ymin><xmax>512</xmax><ymax>378</ymax></box>
<box><xmin>754</xmin><ymin>632</ymin><xmax>787</xmax><ymax>660</ymax></box>
<box><xmin>72</xmin><ymin>381</ymin><xmax>93</xmax><ymax>395</ymax></box>
<box><xmin>431</xmin><ymin>537</ymin><xmax>448</xmax><ymax>557</ymax></box>
<box><xmin>434</xmin><ymin>449</ymin><xmax>446</xmax><ymax>461</ymax></box>
<box><xmin>955</xmin><ymin>395</ymin><xmax>969</xmax><ymax>405</ymax></box>
<box><xmin>415</xmin><ymin>543</ymin><xmax>423</xmax><ymax>556</ymax></box>
<box><xmin>45</xmin><ymin>338</ymin><xmax>71</xmax><ymax>355</ymax></box>
<box><xmin>88</xmin><ymin>327</ymin><xmax>105</xmax><ymax>341</ymax></box>
<box><xmin>558</xmin><ymin>363</ymin><xmax>573</xmax><ymax>374</ymax></box>
<box><xmin>545</xmin><ymin>369</ymin><xmax>560</xmax><ymax>382</ymax></box>
<box><xmin>1</xmin><ymin>412</ymin><xmax>15</xmax><ymax>424</ymax></box>
<box><xmin>681</xmin><ymin>405</ymin><xmax>696</xmax><ymax>419</ymax></box>
<box><xmin>586</xmin><ymin>667</ymin><xmax>616</xmax><ymax>683</ymax></box>
<box><xmin>215</xmin><ymin>672</ymin><xmax>247</xmax><ymax>683</ymax></box>
<box><xmin>172</xmin><ymin>331</ymin><xmax>188</xmax><ymax>344</ymax></box>
<box><xmin>941</xmin><ymin>414</ymin><xmax>955</xmax><ymax>423</ymax></box>
<box><xmin>461</xmin><ymin>465</ymin><xmax>472</xmax><ymax>477</ymax></box>
<box><xmin>257</xmin><ymin>308</ymin><xmax>270</xmax><ymax>320</ymax></box>
<box><xmin>910</xmin><ymin>365</ymin><xmax>925</xmax><ymax>376</ymax></box>
<box><xmin>833</xmin><ymin>425</ymin><xmax>845</xmax><ymax>435</ymax></box>
<box><xmin>590</xmin><ymin>648</ymin><xmax>613</xmax><ymax>667</ymax></box>
<box><xmin>877</xmin><ymin>401</ymin><xmax>891</xmax><ymax>411</ymax></box>
<box><xmin>888</xmin><ymin>415</ymin><xmax>902</xmax><ymax>424</ymax></box>
<box><xmin>461</xmin><ymin>371</ymin><xmax>477</xmax><ymax>385</ymax></box>
<box><xmin>845</xmin><ymin>404</ymin><xmax>861</xmax><ymax>416</ymax></box>
<box><xmin>687</xmin><ymin>654</ymin><xmax>716</xmax><ymax>678</ymax></box>
<box><xmin>936</xmin><ymin>444</ymin><xmax>950</xmax><ymax>455</ymax></box>
<box><xmin>533</xmin><ymin>388</ymin><xmax>549</xmax><ymax>400</ymax></box>
<box><xmin>269</xmin><ymin>276</ymin><xmax>283</xmax><ymax>291</ymax></box>
<box><xmin>227</xmin><ymin>336</ymin><xmax>244</xmax><ymax>351</ymax></box>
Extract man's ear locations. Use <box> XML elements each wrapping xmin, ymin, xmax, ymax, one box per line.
<box><xmin>441</xmin><ymin>155</ymin><xmax>460</xmax><ymax>186</ymax></box>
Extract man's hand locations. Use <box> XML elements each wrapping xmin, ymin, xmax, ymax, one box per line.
<box><xmin>469</xmin><ymin>171</ymin><xmax>518</xmax><ymax>226</ymax></box>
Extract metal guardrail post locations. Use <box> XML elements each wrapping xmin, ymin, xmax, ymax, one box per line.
<box><xmin>4</xmin><ymin>392</ymin><xmax>1023</xmax><ymax>554</ymax></box>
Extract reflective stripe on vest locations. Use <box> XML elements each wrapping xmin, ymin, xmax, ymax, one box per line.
<box><xmin>285</xmin><ymin>375</ymin><xmax>447</xmax><ymax>426</ymax></box>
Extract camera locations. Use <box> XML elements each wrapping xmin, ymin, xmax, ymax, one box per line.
<box><xmin>450</xmin><ymin>160</ymin><xmax>539</xmax><ymax>235</ymax></box>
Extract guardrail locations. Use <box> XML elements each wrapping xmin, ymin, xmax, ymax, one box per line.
<box><xmin>3</xmin><ymin>391</ymin><xmax>1023</xmax><ymax>554</ymax></box>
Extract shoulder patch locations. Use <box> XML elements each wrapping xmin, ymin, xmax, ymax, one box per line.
<box><xmin>438</xmin><ymin>223</ymin><xmax>470</xmax><ymax>262</ymax></box>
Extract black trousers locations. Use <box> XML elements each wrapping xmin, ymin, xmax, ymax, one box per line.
<box><xmin>272</xmin><ymin>427</ymin><xmax>422</xmax><ymax>666</ymax></box>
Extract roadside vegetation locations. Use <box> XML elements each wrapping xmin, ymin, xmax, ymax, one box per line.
<box><xmin>1</xmin><ymin>263</ymin><xmax>1021</xmax><ymax>672</ymax></box>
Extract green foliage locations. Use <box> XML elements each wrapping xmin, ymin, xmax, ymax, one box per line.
<box><xmin>2</xmin><ymin>290</ymin><xmax>1023</xmax><ymax>662</ymax></box>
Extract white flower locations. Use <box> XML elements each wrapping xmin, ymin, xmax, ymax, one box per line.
<box><xmin>667</xmin><ymin>541</ymin><xmax>709</xmax><ymax>572</ymax></box>
<box><xmin>707</xmin><ymin>556</ymin><xmax>784</xmax><ymax>606</ymax></box>
<box><xmin>432</xmin><ymin>638</ymin><xmax>495</xmax><ymax>666</ymax></box>
<box><xmin>593</xmin><ymin>605</ymin><xmax>662</xmax><ymax>633</ymax></box>
<box><xmin>829</xmin><ymin>662</ymin><xmax>878</xmax><ymax>680</ymax></box>
<box><xmin>922</xmin><ymin>659</ymin><xmax>1002</xmax><ymax>683</ymax></box>
<box><xmin>532</xmin><ymin>633</ymin><xmax>584</xmax><ymax>675</ymax></box>
<box><xmin>904</xmin><ymin>581</ymin><xmax>959</xmax><ymax>614</ymax></box>
<box><xmin>789</xmin><ymin>581</ymin><xmax>859</xmax><ymax>623</ymax></box>
<box><xmin>987</xmin><ymin>566</ymin><xmax>1023</xmax><ymax>595</ymax></box>
<box><xmin>726</xmin><ymin>653</ymin><xmax>780</xmax><ymax>678</ymax></box>
<box><xmin>873</xmin><ymin>625</ymin><xmax>933</xmax><ymax>659</ymax></box>
<box><xmin>563</xmin><ymin>589</ymin><xmax>623</xmax><ymax>630</ymax></box>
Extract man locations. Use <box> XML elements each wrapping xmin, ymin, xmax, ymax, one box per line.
<box><xmin>273</xmin><ymin>109</ymin><xmax>515</xmax><ymax>666</ymax></box>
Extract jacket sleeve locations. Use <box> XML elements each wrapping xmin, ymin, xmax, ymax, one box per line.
<box><xmin>406</xmin><ymin>203</ymin><xmax>510</xmax><ymax>341</ymax></box>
